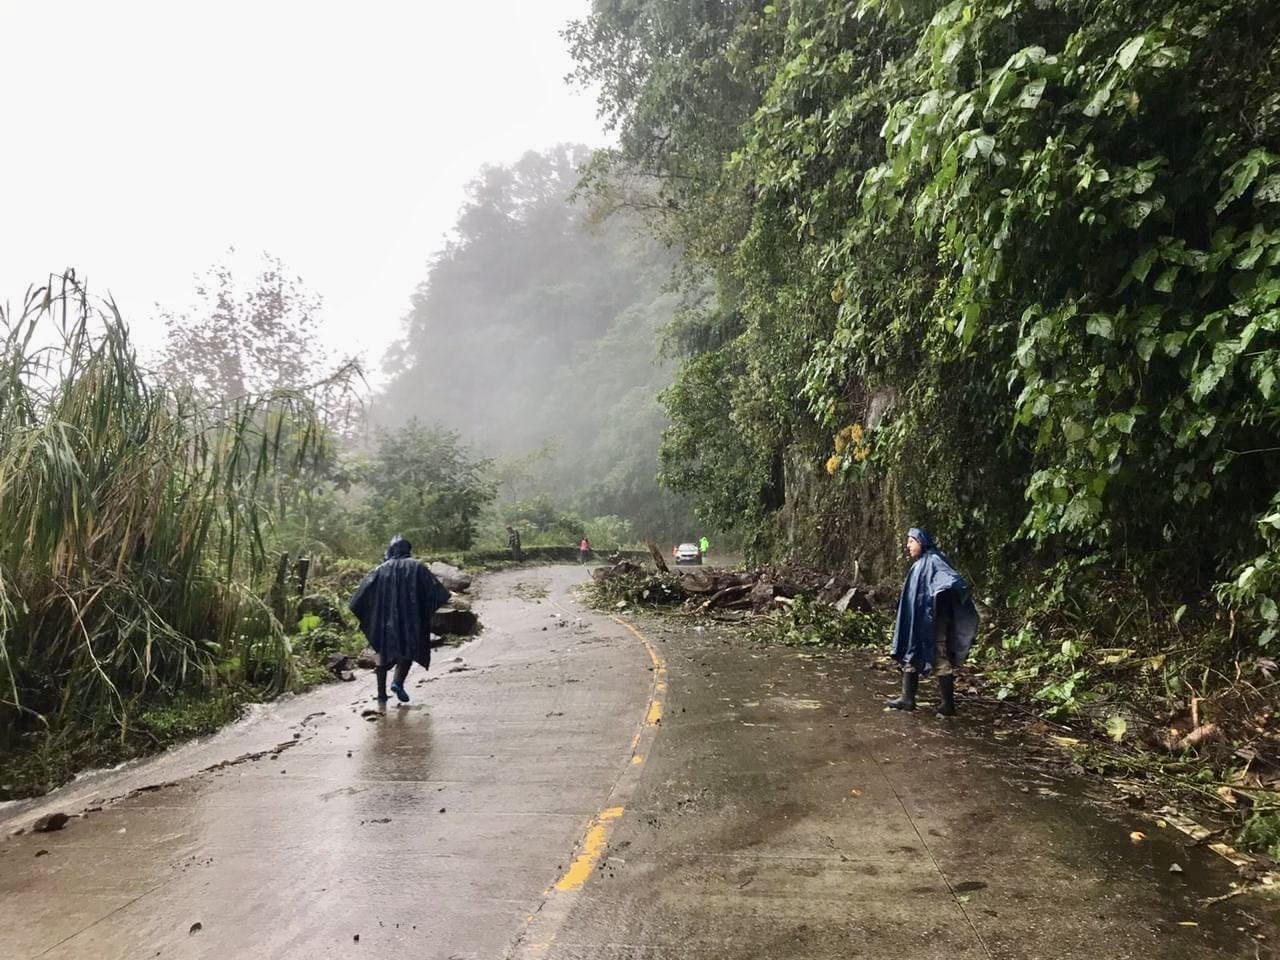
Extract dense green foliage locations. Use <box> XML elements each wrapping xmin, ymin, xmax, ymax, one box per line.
<box><xmin>360</xmin><ymin>420</ymin><xmax>495</xmax><ymax>550</ymax></box>
<box><xmin>569</xmin><ymin>0</ymin><xmax>1280</xmax><ymax>650</ymax></box>
<box><xmin>379</xmin><ymin>146</ymin><xmax>697</xmax><ymax>543</ymax></box>
<box><xmin>153</xmin><ymin>252</ymin><xmax>370</xmax><ymax>561</ymax></box>
<box><xmin>0</xmin><ymin>277</ymin><xmax>334</xmax><ymax>786</ymax></box>
<box><xmin>761</xmin><ymin>595</ymin><xmax>888</xmax><ymax>648</ymax></box>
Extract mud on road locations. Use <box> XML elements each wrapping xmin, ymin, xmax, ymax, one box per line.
<box><xmin>1</xmin><ymin>564</ymin><xmax>1275</xmax><ymax>959</ymax></box>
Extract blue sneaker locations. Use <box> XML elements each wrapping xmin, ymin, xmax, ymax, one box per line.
<box><xmin>389</xmin><ymin>681</ymin><xmax>410</xmax><ymax>703</ymax></box>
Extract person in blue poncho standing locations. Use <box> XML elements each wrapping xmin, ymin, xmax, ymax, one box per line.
<box><xmin>349</xmin><ymin>535</ymin><xmax>451</xmax><ymax>704</ymax></box>
<box><xmin>887</xmin><ymin>527</ymin><xmax>979</xmax><ymax>718</ymax></box>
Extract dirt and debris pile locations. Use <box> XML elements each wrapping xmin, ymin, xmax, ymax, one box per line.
<box><xmin>675</xmin><ymin>565</ymin><xmax>888</xmax><ymax>615</ymax></box>
<box><xmin>589</xmin><ymin>559</ymin><xmax>686</xmax><ymax>608</ymax></box>
<box><xmin>594</xmin><ymin>557</ymin><xmax>645</xmax><ymax>579</ymax></box>
<box><xmin>589</xmin><ymin>559</ymin><xmax>892</xmax><ymax>617</ymax></box>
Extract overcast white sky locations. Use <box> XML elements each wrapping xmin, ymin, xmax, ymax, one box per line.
<box><xmin>0</xmin><ymin>0</ymin><xmax>607</xmax><ymax>375</ymax></box>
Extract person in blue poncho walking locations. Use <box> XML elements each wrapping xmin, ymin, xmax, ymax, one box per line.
<box><xmin>349</xmin><ymin>535</ymin><xmax>451</xmax><ymax>704</ymax></box>
<box><xmin>887</xmin><ymin>527</ymin><xmax>979</xmax><ymax>718</ymax></box>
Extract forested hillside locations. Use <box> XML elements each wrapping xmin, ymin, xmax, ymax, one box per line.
<box><xmin>378</xmin><ymin>145</ymin><xmax>695</xmax><ymax>540</ymax></box>
<box><xmin>567</xmin><ymin>0</ymin><xmax>1280</xmax><ymax>656</ymax></box>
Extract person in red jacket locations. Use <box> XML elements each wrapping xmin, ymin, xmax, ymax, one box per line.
<box><xmin>579</xmin><ymin>536</ymin><xmax>591</xmax><ymax>564</ymax></box>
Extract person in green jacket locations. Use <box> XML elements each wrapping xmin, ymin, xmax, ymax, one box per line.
<box><xmin>698</xmin><ymin>535</ymin><xmax>710</xmax><ymax>556</ymax></box>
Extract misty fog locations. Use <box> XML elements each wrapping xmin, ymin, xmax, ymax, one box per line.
<box><xmin>376</xmin><ymin>145</ymin><xmax>696</xmax><ymax>542</ymax></box>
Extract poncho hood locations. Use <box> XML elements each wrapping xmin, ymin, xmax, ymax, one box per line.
<box><xmin>907</xmin><ymin>527</ymin><xmax>935</xmax><ymax>553</ymax></box>
<box><xmin>890</xmin><ymin>527</ymin><xmax>979</xmax><ymax>676</ymax></box>
<box><xmin>385</xmin><ymin>535</ymin><xmax>412</xmax><ymax>560</ymax></box>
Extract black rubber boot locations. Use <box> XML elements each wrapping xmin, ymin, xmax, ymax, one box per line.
<box><xmin>375</xmin><ymin>666</ymin><xmax>389</xmax><ymax>702</ymax></box>
<box><xmin>887</xmin><ymin>671</ymin><xmax>918</xmax><ymax>711</ymax></box>
<box><xmin>936</xmin><ymin>674</ymin><xmax>956</xmax><ymax>718</ymax></box>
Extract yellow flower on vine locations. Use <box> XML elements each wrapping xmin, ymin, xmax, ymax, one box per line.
<box><xmin>825</xmin><ymin>454</ymin><xmax>841</xmax><ymax>476</ymax></box>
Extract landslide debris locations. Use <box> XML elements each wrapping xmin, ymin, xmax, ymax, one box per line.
<box><xmin>588</xmin><ymin>556</ymin><xmax>891</xmax><ymax>619</ymax></box>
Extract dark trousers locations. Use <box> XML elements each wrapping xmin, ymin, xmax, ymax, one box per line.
<box><xmin>376</xmin><ymin>658</ymin><xmax>411</xmax><ymax>699</ymax></box>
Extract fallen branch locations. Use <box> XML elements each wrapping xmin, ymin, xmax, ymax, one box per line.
<box><xmin>697</xmin><ymin>583</ymin><xmax>752</xmax><ymax>611</ymax></box>
<box><xmin>1177</xmin><ymin>723</ymin><xmax>1220</xmax><ymax>752</ymax></box>
<box><xmin>645</xmin><ymin>541</ymin><xmax>670</xmax><ymax>574</ymax></box>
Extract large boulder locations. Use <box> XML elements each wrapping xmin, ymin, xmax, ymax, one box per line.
<box><xmin>428</xmin><ymin>562</ymin><xmax>471</xmax><ymax>593</ymax></box>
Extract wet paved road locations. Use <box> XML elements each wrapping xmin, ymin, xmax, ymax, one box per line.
<box><xmin>1</xmin><ymin>566</ymin><xmax>1275</xmax><ymax>959</ymax></box>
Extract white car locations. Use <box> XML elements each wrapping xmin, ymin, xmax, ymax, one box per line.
<box><xmin>674</xmin><ymin>542</ymin><xmax>702</xmax><ymax>566</ymax></box>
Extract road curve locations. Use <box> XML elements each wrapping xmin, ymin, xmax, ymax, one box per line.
<box><xmin>3</xmin><ymin>563</ymin><xmax>1275</xmax><ymax>960</ymax></box>
<box><xmin>0</xmin><ymin>565</ymin><xmax>652</xmax><ymax>959</ymax></box>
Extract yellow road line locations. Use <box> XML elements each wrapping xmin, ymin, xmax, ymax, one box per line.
<box><xmin>509</xmin><ymin>612</ymin><xmax>667</xmax><ymax>959</ymax></box>
<box><xmin>553</xmin><ymin>806</ymin><xmax>625</xmax><ymax>892</ymax></box>
<box><xmin>616</xmin><ymin>616</ymin><xmax>667</xmax><ymax>735</ymax></box>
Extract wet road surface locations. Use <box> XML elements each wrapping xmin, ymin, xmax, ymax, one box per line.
<box><xmin>1</xmin><ymin>566</ymin><xmax>1275</xmax><ymax>959</ymax></box>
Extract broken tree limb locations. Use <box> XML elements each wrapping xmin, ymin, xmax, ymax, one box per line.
<box><xmin>294</xmin><ymin>556</ymin><xmax>311</xmax><ymax>597</ymax></box>
<box><xmin>646</xmin><ymin>540</ymin><xmax>670</xmax><ymax>573</ymax></box>
<box><xmin>269</xmin><ymin>551</ymin><xmax>290</xmax><ymax>620</ymax></box>
<box><xmin>1176</xmin><ymin>723</ymin><xmax>1220</xmax><ymax>751</ymax></box>
<box><xmin>697</xmin><ymin>583</ymin><xmax>753</xmax><ymax>612</ymax></box>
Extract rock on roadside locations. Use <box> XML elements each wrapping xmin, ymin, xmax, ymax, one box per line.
<box><xmin>432</xmin><ymin>607</ymin><xmax>480</xmax><ymax>637</ymax></box>
<box><xmin>428</xmin><ymin>562</ymin><xmax>471</xmax><ymax>594</ymax></box>
<box><xmin>33</xmin><ymin>813</ymin><xmax>70</xmax><ymax>833</ymax></box>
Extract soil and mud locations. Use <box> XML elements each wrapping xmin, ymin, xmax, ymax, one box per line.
<box><xmin>1</xmin><ymin>565</ymin><xmax>1275</xmax><ymax>959</ymax></box>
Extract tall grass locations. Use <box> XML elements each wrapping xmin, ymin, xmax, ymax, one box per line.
<box><xmin>0</xmin><ymin>274</ymin><xmax>330</xmax><ymax>750</ymax></box>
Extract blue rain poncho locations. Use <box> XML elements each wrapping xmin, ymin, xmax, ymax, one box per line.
<box><xmin>348</xmin><ymin>536</ymin><xmax>451</xmax><ymax>669</ymax></box>
<box><xmin>889</xmin><ymin>527</ymin><xmax>979</xmax><ymax>676</ymax></box>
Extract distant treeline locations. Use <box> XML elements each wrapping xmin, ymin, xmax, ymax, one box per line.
<box><xmin>377</xmin><ymin>144</ymin><xmax>698</xmax><ymax>543</ymax></box>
